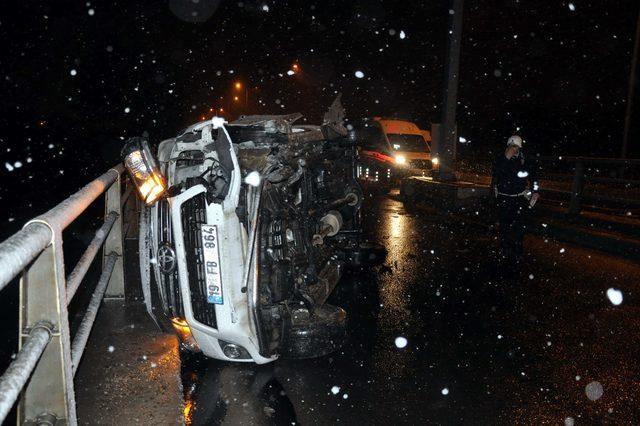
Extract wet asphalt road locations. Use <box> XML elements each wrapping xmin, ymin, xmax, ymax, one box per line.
<box><xmin>183</xmin><ymin>194</ymin><xmax>640</xmax><ymax>425</ymax></box>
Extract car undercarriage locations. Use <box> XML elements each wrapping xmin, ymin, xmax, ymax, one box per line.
<box><xmin>132</xmin><ymin>97</ymin><xmax>385</xmax><ymax>363</ymax></box>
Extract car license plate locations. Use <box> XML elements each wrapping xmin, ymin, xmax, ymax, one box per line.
<box><xmin>201</xmin><ymin>225</ymin><xmax>223</xmax><ymax>304</ymax></box>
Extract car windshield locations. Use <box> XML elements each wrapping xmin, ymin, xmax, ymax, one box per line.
<box><xmin>387</xmin><ymin>134</ymin><xmax>428</xmax><ymax>152</ymax></box>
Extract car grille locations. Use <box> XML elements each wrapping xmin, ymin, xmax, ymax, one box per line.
<box><xmin>181</xmin><ymin>193</ymin><xmax>217</xmax><ymax>328</ymax></box>
<box><xmin>158</xmin><ymin>200</ymin><xmax>182</xmax><ymax>318</ymax></box>
<box><xmin>409</xmin><ymin>159</ymin><xmax>432</xmax><ymax>170</ymax></box>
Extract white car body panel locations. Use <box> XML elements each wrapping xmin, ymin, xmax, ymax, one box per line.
<box><xmin>154</xmin><ymin>120</ymin><xmax>276</xmax><ymax>364</ymax></box>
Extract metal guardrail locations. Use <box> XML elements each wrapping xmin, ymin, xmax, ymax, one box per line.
<box><xmin>0</xmin><ymin>165</ymin><xmax>128</xmax><ymax>425</ymax></box>
<box><xmin>537</xmin><ymin>156</ymin><xmax>640</xmax><ymax>166</ymax></box>
<box><xmin>537</xmin><ymin>156</ymin><xmax>640</xmax><ymax>215</ymax></box>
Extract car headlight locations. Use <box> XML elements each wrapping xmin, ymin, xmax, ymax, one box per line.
<box><xmin>431</xmin><ymin>157</ymin><xmax>440</xmax><ymax>166</ymax></box>
<box><xmin>395</xmin><ymin>155</ymin><xmax>407</xmax><ymax>165</ymax></box>
<box><xmin>121</xmin><ymin>137</ymin><xmax>167</xmax><ymax>205</ymax></box>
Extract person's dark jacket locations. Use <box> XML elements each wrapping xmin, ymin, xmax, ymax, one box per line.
<box><xmin>490</xmin><ymin>152</ymin><xmax>538</xmax><ymax>196</ymax></box>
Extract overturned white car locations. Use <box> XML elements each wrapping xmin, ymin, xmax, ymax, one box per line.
<box><xmin>123</xmin><ymin>99</ymin><xmax>384</xmax><ymax>363</ymax></box>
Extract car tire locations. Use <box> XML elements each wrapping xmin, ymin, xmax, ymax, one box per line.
<box><xmin>281</xmin><ymin>304</ymin><xmax>347</xmax><ymax>359</ymax></box>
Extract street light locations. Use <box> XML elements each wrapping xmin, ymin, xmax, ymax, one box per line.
<box><xmin>231</xmin><ymin>81</ymin><xmax>250</xmax><ymax>111</ymax></box>
<box><xmin>288</xmin><ymin>63</ymin><xmax>301</xmax><ymax>76</ymax></box>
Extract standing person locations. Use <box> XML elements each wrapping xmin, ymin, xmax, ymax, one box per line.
<box><xmin>491</xmin><ymin>135</ymin><xmax>540</xmax><ymax>262</ymax></box>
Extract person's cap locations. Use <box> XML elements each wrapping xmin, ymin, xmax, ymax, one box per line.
<box><xmin>507</xmin><ymin>135</ymin><xmax>523</xmax><ymax>148</ymax></box>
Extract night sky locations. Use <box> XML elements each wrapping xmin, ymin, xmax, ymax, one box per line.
<box><xmin>0</xmin><ymin>0</ymin><xmax>638</xmax><ymax>226</ymax></box>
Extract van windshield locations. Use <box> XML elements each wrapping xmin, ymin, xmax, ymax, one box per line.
<box><xmin>387</xmin><ymin>134</ymin><xmax>429</xmax><ymax>152</ymax></box>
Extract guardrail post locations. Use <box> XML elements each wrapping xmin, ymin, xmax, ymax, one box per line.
<box><xmin>19</xmin><ymin>227</ymin><xmax>76</xmax><ymax>425</ymax></box>
<box><xmin>568</xmin><ymin>160</ymin><xmax>585</xmax><ymax>215</ymax></box>
<box><xmin>104</xmin><ymin>170</ymin><xmax>125</xmax><ymax>298</ymax></box>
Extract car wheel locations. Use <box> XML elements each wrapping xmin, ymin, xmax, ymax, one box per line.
<box><xmin>281</xmin><ymin>304</ymin><xmax>347</xmax><ymax>359</ymax></box>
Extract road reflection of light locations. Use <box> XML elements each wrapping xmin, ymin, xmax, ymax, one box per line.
<box><xmin>147</xmin><ymin>335</ymin><xmax>181</xmax><ymax>382</ymax></box>
<box><xmin>381</xmin><ymin>207</ymin><xmax>413</xmax><ymax>310</ymax></box>
<box><xmin>387</xmin><ymin>211</ymin><xmax>408</xmax><ymax>240</ymax></box>
<box><xmin>183</xmin><ymin>399</ymin><xmax>194</xmax><ymax>425</ymax></box>
<box><xmin>372</xmin><ymin>201</ymin><xmax>417</xmax><ymax>381</ymax></box>
<box><xmin>184</xmin><ymin>363</ymin><xmax>299</xmax><ymax>425</ymax></box>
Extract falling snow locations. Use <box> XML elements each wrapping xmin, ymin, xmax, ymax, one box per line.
<box><xmin>394</xmin><ymin>336</ymin><xmax>408</xmax><ymax>348</ymax></box>
<box><xmin>606</xmin><ymin>288</ymin><xmax>623</xmax><ymax>305</ymax></box>
<box><xmin>585</xmin><ymin>381</ymin><xmax>603</xmax><ymax>401</ymax></box>
<box><xmin>0</xmin><ymin>2</ymin><xmax>638</xmax><ymax>423</ymax></box>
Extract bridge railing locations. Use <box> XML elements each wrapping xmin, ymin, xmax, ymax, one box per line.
<box><xmin>0</xmin><ymin>165</ymin><xmax>130</xmax><ymax>425</ymax></box>
<box><xmin>456</xmin><ymin>155</ymin><xmax>640</xmax><ymax>216</ymax></box>
<box><xmin>536</xmin><ymin>156</ymin><xmax>640</xmax><ymax>215</ymax></box>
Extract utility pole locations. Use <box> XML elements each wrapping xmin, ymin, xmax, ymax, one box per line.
<box><xmin>437</xmin><ymin>0</ymin><xmax>464</xmax><ymax>181</ymax></box>
<box><xmin>622</xmin><ymin>4</ymin><xmax>640</xmax><ymax>159</ymax></box>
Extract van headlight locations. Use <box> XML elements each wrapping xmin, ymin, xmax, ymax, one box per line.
<box><xmin>121</xmin><ymin>137</ymin><xmax>167</xmax><ymax>205</ymax></box>
<box><xmin>395</xmin><ymin>155</ymin><xmax>407</xmax><ymax>165</ymax></box>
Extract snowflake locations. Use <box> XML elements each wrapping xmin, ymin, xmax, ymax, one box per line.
<box><xmin>395</xmin><ymin>336</ymin><xmax>408</xmax><ymax>348</ymax></box>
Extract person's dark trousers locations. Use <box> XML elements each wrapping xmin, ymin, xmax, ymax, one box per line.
<box><xmin>497</xmin><ymin>196</ymin><xmax>528</xmax><ymax>260</ymax></box>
